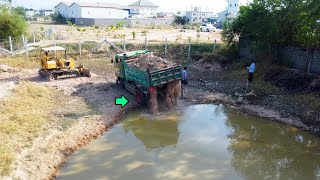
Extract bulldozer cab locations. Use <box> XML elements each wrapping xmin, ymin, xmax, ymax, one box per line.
<box><xmin>41</xmin><ymin>46</ymin><xmax>75</xmax><ymax>70</ymax></box>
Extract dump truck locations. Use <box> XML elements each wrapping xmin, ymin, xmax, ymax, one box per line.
<box><xmin>112</xmin><ymin>50</ymin><xmax>182</xmax><ymax>113</ymax></box>
<box><xmin>38</xmin><ymin>46</ymin><xmax>91</xmax><ymax>81</ymax></box>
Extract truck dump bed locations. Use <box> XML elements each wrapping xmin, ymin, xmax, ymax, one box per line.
<box><xmin>116</xmin><ymin>50</ymin><xmax>181</xmax><ymax>88</ymax></box>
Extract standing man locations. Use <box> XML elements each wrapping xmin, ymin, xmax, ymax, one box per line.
<box><xmin>182</xmin><ymin>67</ymin><xmax>187</xmax><ymax>85</ymax></box>
<box><xmin>181</xmin><ymin>67</ymin><xmax>187</xmax><ymax>99</ymax></box>
<box><xmin>247</xmin><ymin>60</ymin><xmax>255</xmax><ymax>83</ymax></box>
<box><xmin>246</xmin><ymin>60</ymin><xmax>255</xmax><ymax>93</ymax></box>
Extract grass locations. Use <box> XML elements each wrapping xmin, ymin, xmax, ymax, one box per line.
<box><xmin>0</xmin><ymin>146</ymin><xmax>14</xmax><ymax>176</ymax></box>
<box><xmin>0</xmin><ymin>56</ymin><xmax>39</xmax><ymax>69</ymax></box>
<box><xmin>0</xmin><ymin>82</ymin><xmax>95</xmax><ymax>176</ymax></box>
<box><xmin>281</xmin><ymin>94</ymin><xmax>320</xmax><ymax>111</ymax></box>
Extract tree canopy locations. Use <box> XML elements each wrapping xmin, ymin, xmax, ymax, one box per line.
<box><xmin>223</xmin><ymin>0</ymin><xmax>320</xmax><ymax>48</ymax></box>
<box><xmin>0</xmin><ymin>6</ymin><xmax>27</xmax><ymax>42</ymax></box>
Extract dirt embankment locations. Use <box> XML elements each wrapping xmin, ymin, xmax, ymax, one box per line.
<box><xmin>185</xmin><ymin>62</ymin><xmax>320</xmax><ymax>135</ymax></box>
<box><xmin>0</xmin><ymin>66</ymin><xmax>139</xmax><ymax>179</ymax></box>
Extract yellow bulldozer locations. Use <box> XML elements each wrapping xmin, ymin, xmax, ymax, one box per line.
<box><xmin>38</xmin><ymin>46</ymin><xmax>91</xmax><ymax>81</ymax></box>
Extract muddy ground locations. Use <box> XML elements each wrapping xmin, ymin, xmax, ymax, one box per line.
<box><xmin>0</xmin><ymin>60</ymin><xmax>319</xmax><ymax>179</ymax></box>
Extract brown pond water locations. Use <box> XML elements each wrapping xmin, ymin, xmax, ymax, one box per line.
<box><xmin>57</xmin><ymin>104</ymin><xmax>320</xmax><ymax>180</ymax></box>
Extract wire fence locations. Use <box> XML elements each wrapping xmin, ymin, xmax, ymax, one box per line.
<box><xmin>0</xmin><ymin>26</ymin><xmax>220</xmax><ymax>65</ymax></box>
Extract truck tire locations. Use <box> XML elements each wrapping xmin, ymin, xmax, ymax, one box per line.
<box><xmin>135</xmin><ymin>88</ymin><xmax>147</xmax><ymax>105</ymax></box>
<box><xmin>118</xmin><ymin>78</ymin><xmax>125</xmax><ymax>89</ymax></box>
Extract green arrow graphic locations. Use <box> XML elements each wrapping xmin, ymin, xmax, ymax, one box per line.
<box><xmin>115</xmin><ymin>95</ymin><xmax>128</xmax><ymax>108</ymax></box>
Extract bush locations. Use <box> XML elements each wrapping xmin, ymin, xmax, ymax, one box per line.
<box><xmin>0</xmin><ymin>7</ymin><xmax>27</xmax><ymax>45</ymax></box>
<box><xmin>50</xmin><ymin>12</ymin><xmax>66</xmax><ymax>24</ymax></box>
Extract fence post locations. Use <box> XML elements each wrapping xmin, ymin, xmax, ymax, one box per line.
<box><xmin>79</xmin><ymin>39</ymin><xmax>82</xmax><ymax>59</ymax></box>
<box><xmin>213</xmin><ymin>39</ymin><xmax>217</xmax><ymax>50</ymax></box>
<box><xmin>164</xmin><ymin>38</ymin><xmax>168</xmax><ymax>57</ymax></box>
<box><xmin>8</xmin><ymin>36</ymin><xmax>13</xmax><ymax>54</ymax></box>
<box><xmin>188</xmin><ymin>38</ymin><xmax>191</xmax><ymax>59</ymax></box>
<box><xmin>33</xmin><ymin>33</ymin><xmax>36</xmax><ymax>43</ymax></box>
<box><xmin>22</xmin><ymin>34</ymin><xmax>28</xmax><ymax>60</ymax></box>
<box><xmin>123</xmin><ymin>36</ymin><xmax>126</xmax><ymax>52</ymax></box>
<box><xmin>145</xmin><ymin>36</ymin><xmax>148</xmax><ymax>50</ymax></box>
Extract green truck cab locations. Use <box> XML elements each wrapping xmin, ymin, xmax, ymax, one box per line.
<box><xmin>113</xmin><ymin>50</ymin><xmax>182</xmax><ymax>109</ymax></box>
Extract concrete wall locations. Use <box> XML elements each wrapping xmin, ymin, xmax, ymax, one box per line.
<box><xmin>282</xmin><ymin>46</ymin><xmax>320</xmax><ymax>74</ymax></box>
<box><xmin>74</xmin><ymin>18</ymin><xmax>174</xmax><ymax>27</ymax></box>
<box><xmin>239</xmin><ymin>38</ymin><xmax>320</xmax><ymax>74</ymax></box>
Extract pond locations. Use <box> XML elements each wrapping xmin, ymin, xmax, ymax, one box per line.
<box><xmin>58</xmin><ymin>104</ymin><xmax>320</xmax><ymax>180</ymax></box>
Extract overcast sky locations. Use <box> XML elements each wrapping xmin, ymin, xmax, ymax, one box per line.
<box><xmin>11</xmin><ymin>0</ymin><xmax>229</xmax><ymax>13</ymax></box>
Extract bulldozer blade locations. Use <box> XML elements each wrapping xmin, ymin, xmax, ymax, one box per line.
<box><xmin>79</xmin><ymin>68</ymin><xmax>91</xmax><ymax>77</ymax></box>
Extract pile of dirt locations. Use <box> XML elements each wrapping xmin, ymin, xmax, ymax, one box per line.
<box><xmin>193</xmin><ymin>59</ymin><xmax>222</xmax><ymax>72</ymax></box>
<box><xmin>128</xmin><ymin>53</ymin><xmax>175</xmax><ymax>71</ymax></box>
<box><xmin>264</xmin><ymin>67</ymin><xmax>318</xmax><ymax>92</ymax></box>
<box><xmin>0</xmin><ymin>65</ymin><xmax>20</xmax><ymax>73</ymax></box>
<box><xmin>201</xmin><ymin>53</ymin><xmax>230</xmax><ymax>65</ymax></box>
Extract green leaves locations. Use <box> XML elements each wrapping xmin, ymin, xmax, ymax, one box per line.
<box><xmin>223</xmin><ymin>0</ymin><xmax>320</xmax><ymax>48</ymax></box>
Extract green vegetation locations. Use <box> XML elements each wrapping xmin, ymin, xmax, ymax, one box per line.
<box><xmin>13</xmin><ymin>6</ymin><xmax>26</xmax><ymax>18</ymax></box>
<box><xmin>173</xmin><ymin>16</ymin><xmax>186</xmax><ymax>25</ymax></box>
<box><xmin>0</xmin><ymin>6</ymin><xmax>27</xmax><ymax>44</ymax></box>
<box><xmin>50</xmin><ymin>12</ymin><xmax>66</xmax><ymax>24</ymax></box>
<box><xmin>132</xmin><ymin>31</ymin><xmax>136</xmax><ymax>40</ymax></box>
<box><xmin>223</xmin><ymin>0</ymin><xmax>320</xmax><ymax>48</ymax></box>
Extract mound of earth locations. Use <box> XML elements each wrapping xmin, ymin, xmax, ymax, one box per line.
<box><xmin>193</xmin><ymin>59</ymin><xmax>222</xmax><ymax>72</ymax></box>
<box><xmin>0</xmin><ymin>64</ymin><xmax>20</xmax><ymax>73</ymax></box>
<box><xmin>201</xmin><ymin>53</ymin><xmax>230</xmax><ymax>65</ymax></box>
<box><xmin>128</xmin><ymin>53</ymin><xmax>175</xmax><ymax>71</ymax></box>
<box><xmin>264</xmin><ymin>67</ymin><xmax>318</xmax><ymax>92</ymax></box>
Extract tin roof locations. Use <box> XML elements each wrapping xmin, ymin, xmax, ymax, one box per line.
<box><xmin>129</xmin><ymin>0</ymin><xmax>158</xmax><ymax>7</ymax></box>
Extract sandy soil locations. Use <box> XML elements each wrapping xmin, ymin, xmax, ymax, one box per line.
<box><xmin>29</xmin><ymin>23</ymin><xmax>223</xmax><ymax>45</ymax></box>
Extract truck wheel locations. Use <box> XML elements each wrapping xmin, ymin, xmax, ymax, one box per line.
<box><xmin>135</xmin><ymin>89</ymin><xmax>146</xmax><ymax>105</ymax></box>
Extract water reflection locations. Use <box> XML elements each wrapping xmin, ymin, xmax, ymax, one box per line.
<box><xmin>226</xmin><ymin>110</ymin><xmax>320</xmax><ymax>180</ymax></box>
<box><xmin>58</xmin><ymin>105</ymin><xmax>320</xmax><ymax>180</ymax></box>
<box><xmin>122</xmin><ymin>112</ymin><xmax>179</xmax><ymax>150</ymax></box>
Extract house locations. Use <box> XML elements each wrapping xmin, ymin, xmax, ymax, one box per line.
<box><xmin>158</xmin><ymin>12</ymin><xmax>174</xmax><ymax>19</ymax></box>
<box><xmin>176</xmin><ymin>11</ymin><xmax>186</xmax><ymax>17</ymax></box>
<box><xmin>129</xmin><ymin>0</ymin><xmax>158</xmax><ymax>18</ymax></box>
<box><xmin>185</xmin><ymin>7</ymin><xmax>217</xmax><ymax>23</ymax></box>
<box><xmin>67</xmin><ymin>2</ymin><xmax>129</xmax><ymax>19</ymax></box>
<box><xmin>39</xmin><ymin>10</ymin><xmax>54</xmax><ymax>16</ymax></box>
<box><xmin>25</xmin><ymin>9</ymin><xmax>35</xmax><ymax>18</ymax></box>
<box><xmin>55</xmin><ymin>2</ymin><xmax>73</xmax><ymax>18</ymax></box>
<box><xmin>218</xmin><ymin>0</ymin><xmax>251</xmax><ymax>23</ymax></box>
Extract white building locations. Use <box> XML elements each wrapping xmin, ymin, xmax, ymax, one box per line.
<box><xmin>67</xmin><ymin>2</ymin><xmax>129</xmax><ymax>19</ymax></box>
<box><xmin>25</xmin><ymin>9</ymin><xmax>35</xmax><ymax>18</ymax></box>
<box><xmin>55</xmin><ymin>2</ymin><xmax>73</xmax><ymax>18</ymax></box>
<box><xmin>218</xmin><ymin>0</ymin><xmax>251</xmax><ymax>23</ymax></box>
<box><xmin>185</xmin><ymin>7</ymin><xmax>217</xmax><ymax>23</ymax></box>
<box><xmin>39</xmin><ymin>10</ymin><xmax>54</xmax><ymax>16</ymax></box>
<box><xmin>129</xmin><ymin>0</ymin><xmax>158</xmax><ymax>18</ymax></box>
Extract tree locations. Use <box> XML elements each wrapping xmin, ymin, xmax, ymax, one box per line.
<box><xmin>13</xmin><ymin>6</ymin><xmax>26</xmax><ymax>18</ymax></box>
<box><xmin>0</xmin><ymin>6</ymin><xmax>27</xmax><ymax>43</ymax></box>
<box><xmin>223</xmin><ymin>0</ymin><xmax>320</xmax><ymax>48</ymax></box>
<box><xmin>50</xmin><ymin>12</ymin><xmax>66</xmax><ymax>24</ymax></box>
<box><xmin>173</xmin><ymin>16</ymin><xmax>186</xmax><ymax>25</ymax></box>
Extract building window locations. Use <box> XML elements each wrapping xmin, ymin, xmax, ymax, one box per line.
<box><xmin>88</xmin><ymin>11</ymin><xmax>90</xmax><ymax>15</ymax></box>
<box><xmin>235</xmin><ymin>3</ymin><xmax>237</xmax><ymax>7</ymax></box>
<box><xmin>230</xmin><ymin>4</ymin><xmax>232</xmax><ymax>7</ymax></box>
<box><xmin>202</xmin><ymin>13</ymin><xmax>205</xmax><ymax>16</ymax></box>
<box><xmin>72</xmin><ymin>11</ymin><xmax>73</xmax><ymax>14</ymax></box>
<box><xmin>193</xmin><ymin>13</ymin><xmax>196</xmax><ymax>16</ymax></box>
